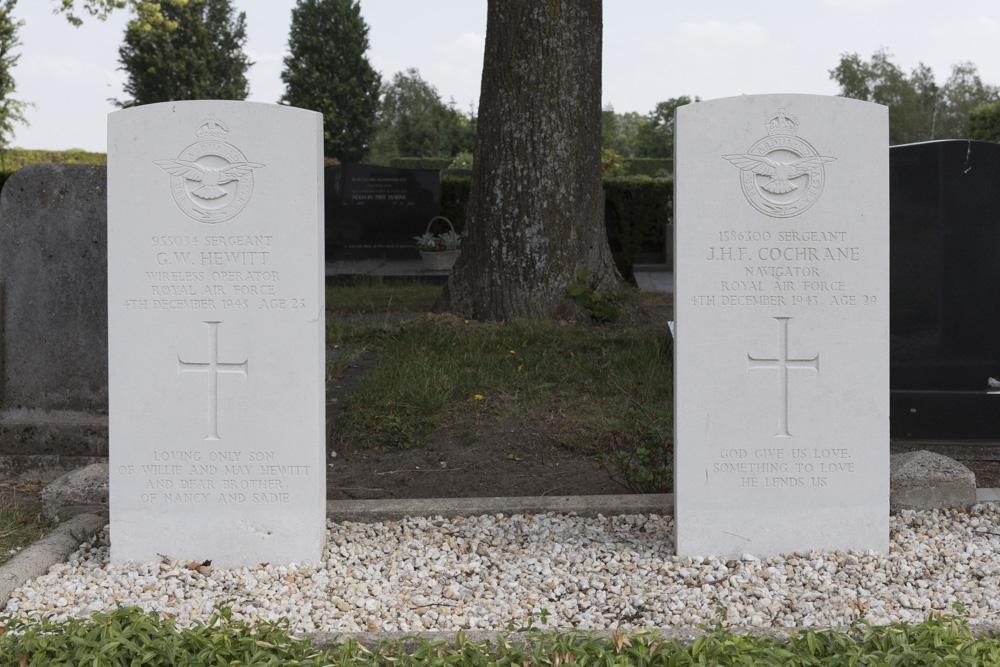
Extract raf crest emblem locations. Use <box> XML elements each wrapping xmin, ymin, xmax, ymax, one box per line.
<box><xmin>155</xmin><ymin>116</ymin><xmax>264</xmax><ymax>223</ymax></box>
<box><xmin>723</xmin><ymin>109</ymin><xmax>835</xmax><ymax>218</ymax></box>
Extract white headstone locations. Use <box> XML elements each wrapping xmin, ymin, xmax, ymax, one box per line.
<box><xmin>674</xmin><ymin>95</ymin><xmax>889</xmax><ymax>557</ymax></box>
<box><xmin>108</xmin><ymin>101</ymin><xmax>325</xmax><ymax>567</ymax></box>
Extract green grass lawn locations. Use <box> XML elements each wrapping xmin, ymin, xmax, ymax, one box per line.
<box><xmin>326</xmin><ymin>279</ymin><xmax>673</xmax><ymax>491</ymax></box>
<box><xmin>328</xmin><ymin>313</ymin><xmax>672</xmax><ymax>453</ymax></box>
<box><xmin>326</xmin><ymin>276</ymin><xmax>443</xmax><ymax>313</ymax></box>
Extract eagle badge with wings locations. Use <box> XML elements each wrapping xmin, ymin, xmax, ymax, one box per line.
<box><xmin>722</xmin><ymin>109</ymin><xmax>835</xmax><ymax>218</ymax></box>
<box><xmin>155</xmin><ymin>116</ymin><xmax>265</xmax><ymax>224</ymax></box>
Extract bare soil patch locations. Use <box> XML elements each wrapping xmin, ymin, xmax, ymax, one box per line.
<box><xmin>327</xmin><ymin>415</ymin><xmax>625</xmax><ymax>501</ymax></box>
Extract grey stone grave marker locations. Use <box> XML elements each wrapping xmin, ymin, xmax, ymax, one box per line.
<box><xmin>0</xmin><ymin>164</ymin><xmax>109</xmax><ymax>458</ymax></box>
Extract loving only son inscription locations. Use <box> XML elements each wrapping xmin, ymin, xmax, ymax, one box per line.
<box><xmin>674</xmin><ymin>95</ymin><xmax>889</xmax><ymax>557</ymax></box>
<box><xmin>108</xmin><ymin>102</ymin><xmax>325</xmax><ymax>567</ymax></box>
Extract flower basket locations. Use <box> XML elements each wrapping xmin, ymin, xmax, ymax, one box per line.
<box><xmin>417</xmin><ymin>216</ymin><xmax>460</xmax><ymax>271</ymax></box>
<box><xmin>420</xmin><ymin>248</ymin><xmax>459</xmax><ymax>271</ymax></box>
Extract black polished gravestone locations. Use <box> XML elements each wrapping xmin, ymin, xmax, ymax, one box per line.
<box><xmin>325</xmin><ymin>164</ymin><xmax>441</xmax><ymax>256</ymax></box>
<box><xmin>891</xmin><ymin>140</ymin><xmax>1000</xmax><ymax>440</ymax></box>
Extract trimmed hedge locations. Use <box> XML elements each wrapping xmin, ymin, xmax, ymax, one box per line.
<box><xmin>0</xmin><ymin>149</ymin><xmax>107</xmax><ymax>195</ymax></box>
<box><xmin>440</xmin><ymin>175</ymin><xmax>471</xmax><ymax>233</ymax></box>
<box><xmin>2</xmin><ymin>148</ymin><xmax>106</xmax><ymax>169</ymax></box>
<box><xmin>389</xmin><ymin>157</ymin><xmax>453</xmax><ymax>170</ymax></box>
<box><xmin>623</xmin><ymin>157</ymin><xmax>673</xmax><ymax>176</ymax></box>
<box><xmin>603</xmin><ymin>176</ymin><xmax>673</xmax><ymax>271</ymax></box>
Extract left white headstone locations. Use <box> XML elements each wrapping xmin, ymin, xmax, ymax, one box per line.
<box><xmin>108</xmin><ymin>101</ymin><xmax>325</xmax><ymax>568</ymax></box>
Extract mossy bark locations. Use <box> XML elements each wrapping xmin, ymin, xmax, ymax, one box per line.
<box><xmin>436</xmin><ymin>0</ymin><xmax>621</xmax><ymax>321</ymax></box>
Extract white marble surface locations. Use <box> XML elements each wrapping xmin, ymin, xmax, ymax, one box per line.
<box><xmin>108</xmin><ymin>101</ymin><xmax>325</xmax><ymax>567</ymax></box>
<box><xmin>674</xmin><ymin>95</ymin><xmax>889</xmax><ymax>557</ymax></box>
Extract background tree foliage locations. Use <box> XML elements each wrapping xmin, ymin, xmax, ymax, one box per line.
<box><xmin>367</xmin><ymin>68</ymin><xmax>475</xmax><ymax>164</ymax></box>
<box><xmin>830</xmin><ymin>49</ymin><xmax>999</xmax><ymax>144</ymax></box>
<box><xmin>54</xmin><ymin>0</ymin><xmax>173</xmax><ymax>26</ymax></box>
<box><xmin>968</xmin><ymin>100</ymin><xmax>1000</xmax><ymax>143</ymax></box>
<box><xmin>630</xmin><ymin>96</ymin><xmax>699</xmax><ymax>158</ymax></box>
<box><xmin>280</xmin><ymin>0</ymin><xmax>380</xmax><ymax>163</ymax></box>
<box><xmin>113</xmin><ymin>0</ymin><xmax>251</xmax><ymax>108</ymax></box>
<box><xmin>0</xmin><ymin>0</ymin><xmax>30</xmax><ymax>160</ymax></box>
<box><xmin>600</xmin><ymin>99</ymin><xmax>696</xmax><ymax>158</ymax></box>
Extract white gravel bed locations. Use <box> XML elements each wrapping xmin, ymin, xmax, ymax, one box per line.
<box><xmin>5</xmin><ymin>504</ymin><xmax>1000</xmax><ymax>634</ymax></box>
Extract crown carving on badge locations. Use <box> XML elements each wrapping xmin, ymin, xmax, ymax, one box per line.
<box><xmin>195</xmin><ymin>116</ymin><xmax>229</xmax><ymax>141</ymax></box>
<box><xmin>765</xmin><ymin>109</ymin><xmax>800</xmax><ymax>136</ymax></box>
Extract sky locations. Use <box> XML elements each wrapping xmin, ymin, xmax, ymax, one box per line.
<box><xmin>12</xmin><ymin>0</ymin><xmax>1000</xmax><ymax>153</ymax></box>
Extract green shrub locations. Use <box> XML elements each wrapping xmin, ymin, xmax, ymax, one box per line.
<box><xmin>565</xmin><ymin>269</ymin><xmax>630</xmax><ymax>323</ymax></box>
<box><xmin>623</xmin><ymin>157</ymin><xmax>672</xmax><ymax>176</ymax></box>
<box><xmin>448</xmin><ymin>151</ymin><xmax>473</xmax><ymax>169</ymax></box>
<box><xmin>603</xmin><ymin>176</ymin><xmax>673</xmax><ymax>272</ymax></box>
<box><xmin>601</xmin><ymin>148</ymin><xmax>626</xmax><ymax>176</ymax></box>
<box><xmin>598</xmin><ymin>413</ymin><xmax>673</xmax><ymax>494</ymax></box>
<box><xmin>968</xmin><ymin>100</ymin><xmax>1000</xmax><ymax>143</ymax></box>
<box><xmin>440</xmin><ymin>175</ymin><xmax>471</xmax><ymax>233</ymax></box>
<box><xmin>388</xmin><ymin>157</ymin><xmax>452</xmax><ymax>170</ymax></box>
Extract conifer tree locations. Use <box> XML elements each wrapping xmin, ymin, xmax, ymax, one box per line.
<box><xmin>113</xmin><ymin>0</ymin><xmax>251</xmax><ymax>108</ymax></box>
<box><xmin>280</xmin><ymin>0</ymin><xmax>380</xmax><ymax>162</ymax></box>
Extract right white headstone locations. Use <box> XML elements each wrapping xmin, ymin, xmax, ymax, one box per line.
<box><xmin>674</xmin><ymin>95</ymin><xmax>889</xmax><ymax>558</ymax></box>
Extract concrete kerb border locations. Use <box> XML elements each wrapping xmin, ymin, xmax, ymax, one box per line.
<box><xmin>0</xmin><ymin>511</ymin><xmax>108</xmax><ymax>607</ymax></box>
<box><xmin>301</xmin><ymin>622</ymin><xmax>1000</xmax><ymax>654</ymax></box>
<box><xmin>325</xmin><ymin>493</ymin><xmax>674</xmax><ymax>522</ymax></box>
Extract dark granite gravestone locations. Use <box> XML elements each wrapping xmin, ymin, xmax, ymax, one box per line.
<box><xmin>0</xmin><ymin>164</ymin><xmax>109</xmax><ymax>456</ymax></box>
<box><xmin>325</xmin><ymin>164</ymin><xmax>441</xmax><ymax>256</ymax></box>
<box><xmin>890</xmin><ymin>140</ymin><xmax>1000</xmax><ymax>440</ymax></box>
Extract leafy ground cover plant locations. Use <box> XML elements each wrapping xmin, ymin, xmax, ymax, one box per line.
<box><xmin>565</xmin><ymin>269</ymin><xmax>630</xmax><ymax>323</ymax></box>
<box><xmin>1</xmin><ymin>604</ymin><xmax>998</xmax><ymax>666</ymax></box>
<box><xmin>596</xmin><ymin>353</ymin><xmax>675</xmax><ymax>493</ymax></box>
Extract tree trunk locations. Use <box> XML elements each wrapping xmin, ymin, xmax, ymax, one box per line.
<box><xmin>436</xmin><ymin>0</ymin><xmax>621</xmax><ymax>320</ymax></box>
